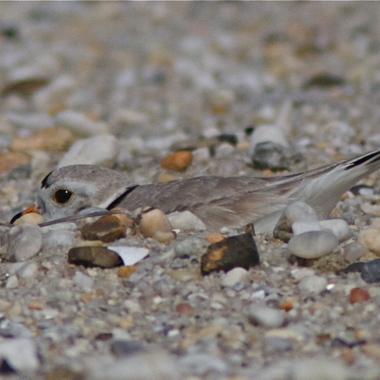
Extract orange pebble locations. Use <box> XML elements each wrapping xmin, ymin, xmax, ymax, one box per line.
<box><xmin>160</xmin><ymin>151</ymin><xmax>193</xmax><ymax>172</ymax></box>
<box><xmin>118</xmin><ymin>265</ymin><xmax>138</xmax><ymax>278</ymax></box>
<box><xmin>349</xmin><ymin>287</ymin><xmax>370</xmax><ymax>304</ymax></box>
<box><xmin>204</xmin><ymin>233</ymin><xmax>225</xmax><ymax>244</ymax></box>
<box><xmin>279</xmin><ymin>299</ymin><xmax>293</xmax><ymax>311</ymax></box>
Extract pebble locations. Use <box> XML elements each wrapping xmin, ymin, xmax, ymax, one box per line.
<box><xmin>81</xmin><ymin>215</ymin><xmax>126</xmax><ymax>243</ymax></box>
<box><xmin>247</xmin><ymin>304</ymin><xmax>284</xmax><ymax>328</ymax></box>
<box><xmin>55</xmin><ymin>110</ymin><xmax>109</xmax><ymax>137</ymax></box>
<box><xmin>292</xmin><ymin>221</ymin><xmax>321</xmax><ymax>235</ymax></box>
<box><xmin>151</xmin><ymin>231</ymin><xmax>176</xmax><ymax>244</ymax></box>
<box><xmin>0</xmin><ymin>339</ymin><xmax>39</xmax><ymax>371</ymax></box>
<box><xmin>67</xmin><ymin>246</ymin><xmax>123</xmax><ymax>268</ymax></box>
<box><xmin>175</xmin><ymin>303</ymin><xmax>194</xmax><ymax>316</ymax></box>
<box><xmin>138</xmin><ymin>208</ymin><xmax>172</xmax><ymax>238</ymax></box>
<box><xmin>361</xmin><ymin>259</ymin><xmax>380</xmax><ymax>283</ymax></box>
<box><xmin>88</xmin><ymin>352</ymin><xmax>180</xmax><ymax>380</ymax></box>
<box><xmin>343</xmin><ymin>242</ymin><xmax>368</xmax><ymax>262</ymax></box>
<box><xmin>42</xmin><ymin>229</ymin><xmax>76</xmax><ymax>249</ymax></box>
<box><xmin>220</xmin><ymin>267</ymin><xmax>250</xmax><ymax>289</ymax></box>
<box><xmin>179</xmin><ymin>353</ymin><xmax>228</xmax><ymax>376</ymax></box>
<box><xmin>251</xmin><ymin>141</ymin><xmax>294</xmax><ymax>171</ymax></box>
<box><xmin>297</xmin><ymin>275</ymin><xmax>327</xmax><ymax>294</ymax></box>
<box><xmin>207</xmin><ymin>89</ymin><xmax>235</xmax><ymax>114</ymax></box>
<box><xmin>0</xmin><ymin>224</ymin><xmax>42</xmax><ymax>262</ymax></box>
<box><xmin>110</xmin><ymin>340</ymin><xmax>147</xmax><ymax>357</ymax></box>
<box><xmin>173</xmin><ymin>236</ymin><xmax>208</xmax><ymax>258</ymax></box>
<box><xmin>6</xmin><ymin>275</ymin><xmax>19</xmax><ymax>289</ymax></box>
<box><xmin>288</xmin><ymin>231</ymin><xmax>339</xmax><ymax>259</ymax></box>
<box><xmin>10</xmin><ymin>127</ymin><xmax>74</xmax><ymax>152</ymax></box>
<box><xmin>201</xmin><ymin>232</ymin><xmax>260</xmax><ymax>275</ymax></box>
<box><xmin>167</xmin><ymin>210</ymin><xmax>206</xmax><ymax>231</ymax></box>
<box><xmin>15</xmin><ymin>261</ymin><xmax>38</xmax><ymax>279</ymax></box>
<box><xmin>160</xmin><ymin>151</ymin><xmax>193</xmax><ymax>172</ymax></box>
<box><xmin>249</xmin><ymin>125</ymin><xmax>288</xmax><ymax>153</ymax></box>
<box><xmin>57</xmin><ymin>134</ymin><xmax>118</xmax><ymax>168</ymax></box>
<box><xmin>349</xmin><ymin>287</ymin><xmax>370</xmax><ymax>303</ymax></box>
<box><xmin>358</xmin><ymin>218</ymin><xmax>380</xmax><ymax>256</ymax></box>
<box><xmin>284</xmin><ymin>202</ymin><xmax>319</xmax><ymax>224</ymax></box>
<box><xmin>6</xmin><ymin>112</ymin><xmax>54</xmax><ymax>130</ymax></box>
<box><xmin>319</xmin><ymin>219</ymin><xmax>351</xmax><ymax>242</ymax></box>
<box><xmin>73</xmin><ymin>271</ymin><xmax>94</xmax><ymax>292</ymax></box>
<box><xmin>274</xmin><ymin>202</ymin><xmax>319</xmax><ymax>242</ymax></box>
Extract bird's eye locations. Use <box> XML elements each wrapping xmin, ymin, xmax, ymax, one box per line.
<box><xmin>53</xmin><ymin>189</ymin><xmax>73</xmax><ymax>204</ymax></box>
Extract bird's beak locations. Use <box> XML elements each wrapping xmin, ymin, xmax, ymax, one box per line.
<box><xmin>10</xmin><ymin>204</ymin><xmax>40</xmax><ymax>224</ymax></box>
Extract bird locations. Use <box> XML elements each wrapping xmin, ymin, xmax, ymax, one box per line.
<box><xmin>16</xmin><ymin>148</ymin><xmax>380</xmax><ymax>234</ymax></box>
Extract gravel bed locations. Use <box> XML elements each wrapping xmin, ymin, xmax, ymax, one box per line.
<box><xmin>0</xmin><ymin>2</ymin><xmax>380</xmax><ymax>379</ymax></box>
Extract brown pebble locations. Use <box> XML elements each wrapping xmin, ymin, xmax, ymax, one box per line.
<box><xmin>81</xmin><ymin>215</ymin><xmax>126</xmax><ymax>243</ymax></box>
<box><xmin>45</xmin><ymin>366</ymin><xmax>84</xmax><ymax>380</ymax></box>
<box><xmin>160</xmin><ymin>151</ymin><xmax>193</xmax><ymax>172</ymax></box>
<box><xmin>10</xmin><ymin>126</ymin><xmax>74</xmax><ymax>152</ymax></box>
<box><xmin>138</xmin><ymin>208</ymin><xmax>172</xmax><ymax>238</ymax></box>
<box><xmin>2</xmin><ymin>77</ymin><xmax>49</xmax><ymax>97</ymax></box>
<box><xmin>349</xmin><ymin>287</ymin><xmax>370</xmax><ymax>304</ymax></box>
<box><xmin>201</xmin><ymin>232</ymin><xmax>260</xmax><ymax>275</ymax></box>
<box><xmin>279</xmin><ymin>298</ymin><xmax>293</xmax><ymax>311</ymax></box>
<box><xmin>175</xmin><ymin>303</ymin><xmax>194</xmax><ymax>316</ymax></box>
<box><xmin>80</xmin><ymin>291</ymin><xmax>99</xmax><ymax>303</ymax></box>
<box><xmin>204</xmin><ymin>233</ymin><xmax>225</xmax><ymax>244</ymax></box>
<box><xmin>109</xmin><ymin>208</ymin><xmax>134</xmax><ymax>228</ymax></box>
<box><xmin>27</xmin><ymin>300</ymin><xmax>45</xmax><ymax>310</ymax></box>
<box><xmin>118</xmin><ymin>265</ymin><xmax>138</xmax><ymax>278</ymax></box>
<box><xmin>68</xmin><ymin>246</ymin><xmax>123</xmax><ymax>268</ymax></box>
<box><xmin>0</xmin><ymin>152</ymin><xmax>30</xmax><ymax>173</ymax></box>
<box><xmin>152</xmin><ymin>230</ymin><xmax>176</xmax><ymax>244</ymax></box>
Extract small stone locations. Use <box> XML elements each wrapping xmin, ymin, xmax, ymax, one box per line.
<box><xmin>361</xmin><ymin>259</ymin><xmax>380</xmax><ymax>283</ymax></box>
<box><xmin>201</xmin><ymin>232</ymin><xmax>260</xmax><ymax>275</ymax></box>
<box><xmin>358</xmin><ymin>219</ymin><xmax>380</xmax><ymax>256</ymax></box>
<box><xmin>110</xmin><ymin>340</ymin><xmax>147</xmax><ymax>357</ymax></box>
<box><xmin>45</xmin><ymin>367</ymin><xmax>84</xmax><ymax>380</ymax></box>
<box><xmin>204</xmin><ymin>233</ymin><xmax>225</xmax><ymax>244</ymax></box>
<box><xmin>349</xmin><ymin>287</ymin><xmax>370</xmax><ymax>304</ymax></box>
<box><xmin>57</xmin><ymin>134</ymin><xmax>118</xmax><ymax>168</ymax></box>
<box><xmin>2</xmin><ymin>77</ymin><xmax>49</xmax><ymax>97</ymax></box>
<box><xmin>152</xmin><ymin>231</ymin><xmax>176</xmax><ymax>244</ymax></box>
<box><xmin>42</xmin><ymin>229</ymin><xmax>76</xmax><ymax>249</ymax></box>
<box><xmin>303</xmin><ymin>72</ymin><xmax>346</xmax><ymax>89</ymax></box>
<box><xmin>292</xmin><ymin>221</ymin><xmax>321</xmax><ymax>235</ymax></box>
<box><xmin>118</xmin><ymin>265</ymin><xmax>138</xmax><ymax>278</ymax></box>
<box><xmin>249</xmin><ymin>125</ymin><xmax>288</xmax><ymax>152</ymax></box>
<box><xmin>16</xmin><ymin>262</ymin><xmax>38</xmax><ymax>279</ymax></box>
<box><xmin>174</xmin><ymin>236</ymin><xmax>208</xmax><ymax>258</ymax></box>
<box><xmin>274</xmin><ymin>202</ymin><xmax>318</xmax><ymax>242</ymax></box>
<box><xmin>81</xmin><ymin>215</ymin><xmax>126</xmax><ymax>243</ymax></box>
<box><xmin>319</xmin><ymin>219</ymin><xmax>351</xmax><ymax>242</ymax></box>
<box><xmin>0</xmin><ymin>224</ymin><xmax>42</xmax><ymax>262</ymax></box>
<box><xmin>247</xmin><ymin>304</ymin><xmax>284</xmax><ymax>328</ymax></box>
<box><xmin>68</xmin><ymin>246</ymin><xmax>123</xmax><ymax>268</ymax></box>
<box><xmin>88</xmin><ymin>352</ymin><xmax>180</xmax><ymax>380</ymax></box>
<box><xmin>12</xmin><ymin>212</ymin><xmax>44</xmax><ymax>226</ymax></box>
<box><xmin>288</xmin><ymin>231</ymin><xmax>339</xmax><ymax>259</ymax></box>
<box><xmin>55</xmin><ymin>110</ymin><xmax>109</xmax><ymax>137</ymax></box>
<box><xmin>6</xmin><ymin>112</ymin><xmax>54</xmax><ymax>130</ymax></box>
<box><xmin>343</xmin><ymin>242</ymin><xmax>368</xmax><ymax>263</ymax></box>
<box><xmin>167</xmin><ymin>210</ymin><xmax>206</xmax><ymax>231</ymax></box>
<box><xmin>220</xmin><ymin>267</ymin><xmax>250</xmax><ymax>289</ymax></box>
<box><xmin>252</xmin><ymin>141</ymin><xmax>297</xmax><ymax>171</ymax></box>
<box><xmin>160</xmin><ymin>151</ymin><xmax>193</xmax><ymax>172</ymax></box>
<box><xmin>5</xmin><ymin>275</ymin><xmax>19</xmax><ymax>289</ymax></box>
<box><xmin>298</xmin><ymin>275</ymin><xmax>327</xmax><ymax>294</ymax></box>
<box><xmin>138</xmin><ymin>208</ymin><xmax>172</xmax><ymax>238</ymax></box>
<box><xmin>73</xmin><ymin>271</ymin><xmax>94</xmax><ymax>292</ymax></box>
<box><xmin>0</xmin><ymin>152</ymin><xmax>30</xmax><ymax>173</ymax></box>
<box><xmin>175</xmin><ymin>303</ymin><xmax>194</xmax><ymax>316</ymax></box>
<box><xmin>207</xmin><ymin>89</ymin><xmax>235</xmax><ymax>114</ymax></box>
<box><xmin>10</xmin><ymin>127</ymin><xmax>74</xmax><ymax>152</ymax></box>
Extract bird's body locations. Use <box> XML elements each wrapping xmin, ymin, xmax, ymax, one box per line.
<box><xmin>35</xmin><ymin>149</ymin><xmax>380</xmax><ymax>233</ymax></box>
